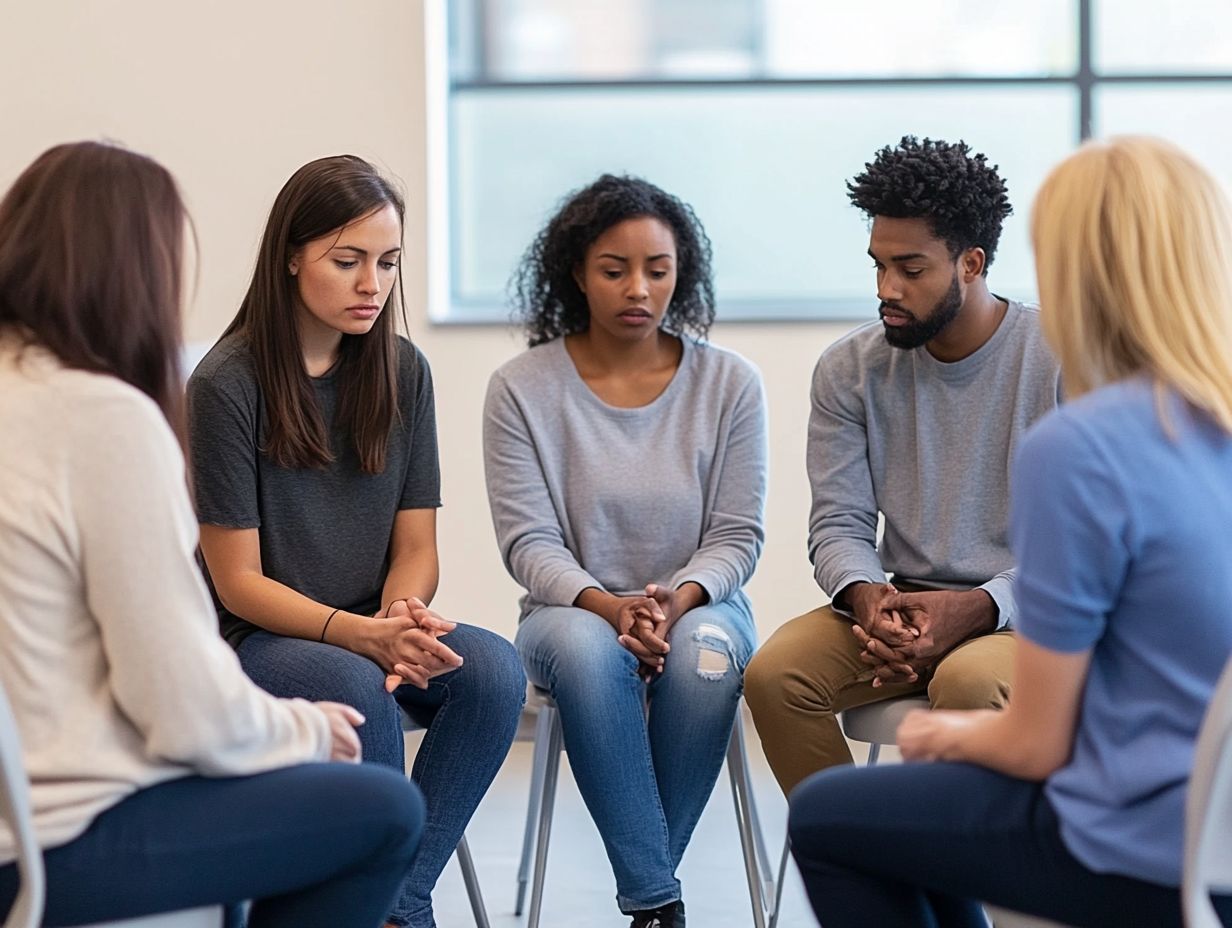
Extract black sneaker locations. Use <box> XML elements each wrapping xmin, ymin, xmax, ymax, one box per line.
<box><xmin>629</xmin><ymin>900</ymin><xmax>685</xmax><ymax>928</ymax></box>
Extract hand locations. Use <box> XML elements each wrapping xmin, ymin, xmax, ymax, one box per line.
<box><xmin>619</xmin><ymin>583</ymin><xmax>706</xmax><ymax>681</ymax></box>
<box><xmin>356</xmin><ymin>599</ymin><xmax>463</xmax><ymax>692</ymax></box>
<box><xmin>314</xmin><ymin>701</ymin><xmax>365</xmax><ymax>763</ymax></box>
<box><xmin>856</xmin><ymin>589</ymin><xmax>997</xmax><ymax>686</ymax></box>
<box><xmin>897</xmin><ymin>708</ymin><xmax>995</xmax><ymax>763</ymax></box>
<box><xmin>610</xmin><ymin>595</ymin><xmax>670</xmax><ymax>679</ymax></box>
<box><xmin>844</xmin><ymin>582</ymin><xmax>917</xmax><ymax>648</ymax></box>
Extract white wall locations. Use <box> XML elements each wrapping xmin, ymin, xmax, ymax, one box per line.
<box><xmin>1</xmin><ymin>1</ymin><xmax>856</xmax><ymax>641</ymax></box>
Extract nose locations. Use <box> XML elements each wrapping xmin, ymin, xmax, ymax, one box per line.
<box><xmin>876</xmin><ymin>268</ymin><xmax>903</xmax><ymax>304</ymax></box>
<box><xmin>358</xmin><ymin>262</ymin><xmax>380</xmax><ymax>296</ymax></box>
<box><xmin>626</xmin><ymin>270</ymin><xmax>649</xmax><ymax>301</ymax></box>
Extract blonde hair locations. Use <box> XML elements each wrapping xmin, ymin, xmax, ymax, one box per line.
<box><xmin>1032</xmin><ymin>135</ymin><xmax>1232</xmax><ymax>432</ymax></box>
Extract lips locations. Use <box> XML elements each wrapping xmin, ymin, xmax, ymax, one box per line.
<box><xmin>879</xmin><ymin>306</ymin><xmax>913</xmax><ymax>328</ymax></box>
<box><xmin>347</xmin><ymin>305</ymin><xmax>380</xmax><ymax>319</ymax></box>
<box><xmin>618</xmin><ymin>308</ymin><xmax>653</xmax><ymax>323</ymax></box>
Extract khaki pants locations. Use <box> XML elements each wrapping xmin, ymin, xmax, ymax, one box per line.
<box><xmin>744</xmin><ymin>603</ymin><xmax>1015</xmax><ymax>795</ymax></box>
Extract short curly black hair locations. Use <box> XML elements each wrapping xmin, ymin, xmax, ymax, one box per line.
<box><xmin>847</xmin><ymin>136</ymin><xmax>1013</xmax><ymax>273</ymax></box>
<box><xmin>509</xmin><ymin>174</ymin><xmax>715</xmax><ymax>347</ymax></box>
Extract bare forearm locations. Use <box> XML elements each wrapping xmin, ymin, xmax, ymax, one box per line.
<box><xmin>946</xmin><ymin>709</ymin><xmax>1064</xmax><ymax>781</ymax></box>
<box><xmin>574</xmin><ymin>586</ymin><xmax>621</xmax><ymax>627</ymax></box>
<box><xmin>382</xmin><ymin>554</ymin><xmax>439</xmax><ymax>611</ymax></box>
<box><xmin>215</xmin><ymin>572</ymin><xmax>381</xmax><ymax>660</ymax></box>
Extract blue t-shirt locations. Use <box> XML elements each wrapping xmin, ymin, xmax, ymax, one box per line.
<box><xmin>1012</xmin><ymin>377</ymin><xmax>1232</xmax><ymax>886</ymax></box>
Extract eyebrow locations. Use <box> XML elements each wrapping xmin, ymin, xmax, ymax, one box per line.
<box><xmin>596</xmin><ymin>252</ymin><xmax>674</xmax><ymax>262</ymax></box>
<box><xmin>868</xmin><ymin>249</ymin><xmax>929</xmax><ymax>263</ymax></box>
<box><xmin>331</xmin><ymin>245</ymin><xmax>402</xmax><ymax>256</ymax></box>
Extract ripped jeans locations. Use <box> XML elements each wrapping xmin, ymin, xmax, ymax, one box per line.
<box><xmin>515</xmin><ymin>596</ymin><xmax>756</xmax><ymax>912</ymax></box>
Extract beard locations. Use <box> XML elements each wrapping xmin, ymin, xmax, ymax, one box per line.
<box><xmin>881</xmin><ymin>273</ymin><xmax>962</xmax><ymax>350</ymax></box>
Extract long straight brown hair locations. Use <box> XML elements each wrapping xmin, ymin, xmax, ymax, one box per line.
<box><xmin>0</xmin><ymin>141</ymin><xmax>187</xmax><ymax>434</ymax></box>
<box><xmin>224</xmin><ymin>155</ymin><xmax>408</xmax><ymax>474</ymax></box>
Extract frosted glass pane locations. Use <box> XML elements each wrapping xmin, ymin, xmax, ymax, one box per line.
<box><xmin>1094</xmin><ymin>0</ymin><xmax>1232</xmax><ymax>73</ymax></box>
<box><xmin>449</xmin><ymin>86</ymin><xmax>1077</xmax><ymax>320</ymax></box>
<box><xmin>468</xmin><ymin>0</ymin><xmax>1075</xmax><ymax>81</ymax></box>
<box><xmin>1095</xmin><ymin>85</ymin><xmax>1232</xmax><ymax>196</ymax></box>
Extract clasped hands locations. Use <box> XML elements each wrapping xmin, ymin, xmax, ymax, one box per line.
<box><xmin>371</xmin><ymin>597</ymin><xmax>464</xmax><ymax>692</ymax></box>
<box><xmin>846</xmin><ymin>582</ymin><xmax>996</xmax><ymax>688</ymax></box>
<box><xmin>612</xmin><ymin>584</ymin><xmax>682</xmax><ymax>682</ymax></box>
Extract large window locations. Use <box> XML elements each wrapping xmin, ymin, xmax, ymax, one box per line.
<box><xmin>434</xmin><ymin>1</ymin><xmax>1232</xmax><ymax>322</ymax></box>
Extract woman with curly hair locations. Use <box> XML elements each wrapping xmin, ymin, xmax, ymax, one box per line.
<box><xmin>483</xmin><ymin>174</ymin><xmax>768</xmax><ymax>928</ymax></box>
<box><xmin>789</xmin><ymin>137</ymin><xmax>1232</xmax><ymax>927</ymax></box>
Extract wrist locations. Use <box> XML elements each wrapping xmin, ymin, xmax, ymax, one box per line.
<box><xmin>326</xmin><ymin>611</ymin><xmax>371</xmax><ymax>655</ymax></box>
<box><xmin>964</xmin><ymin>590</ymin><xmax>998</xmax><ymax>635</ymax></box>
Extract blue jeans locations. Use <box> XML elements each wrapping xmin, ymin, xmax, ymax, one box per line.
<box><xmin>237</xmin><ymin>623</ymin><xmax>525</xmax><ymax>928</ymax></box>
<box><xmin>0</xmin><ymin>764</ymin><xmax>422</xmax><ymax>927</ymax></box>
<box><xmin>789</xmin><ymin>761</ymin><xmax>1232</xmax><ymax>928</ymax></box>
<box><xmin>516</xmin><ymin>597</ymin><xmax>755</xmax><ymax>913</ymax></box>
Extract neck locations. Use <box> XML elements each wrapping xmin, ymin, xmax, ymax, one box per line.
<box><xmin>570</xmin><ymin>327</ymin><xmax>676</xmax><ymax>372</ymax></box>
<box><xmin>298</xmin><ymin>315</ymin><xmax>344</xmax><ymax>377</ymax></box>
<box><xmin>926</xmin><ymin>281</ymin><xmax>1006</xmax><ymax>363</ymax></box>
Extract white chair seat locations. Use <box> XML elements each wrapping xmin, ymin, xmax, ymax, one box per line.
<box><xmin>840</xmin><ymin>694</ymin><xmax>932</xmax><ymax>746</ymax></box>
<box><xmin>83</xmin><ymin>908</ymin><xmax>222</xmax><ymax>928</ymax></box>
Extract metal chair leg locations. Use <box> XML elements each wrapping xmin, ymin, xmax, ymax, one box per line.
<box><xmin>727</xmin><ymin>722</ymin><xmax>769</xmax><ymax>928</ymax></box>
<box><xmin>526</xmin><ymin>706</ymin><xmax>563</xmax><ymax>928</ymax></box>
<box><xmin>455</xmin><ymin>836</ymin><xmax>491</xmax><ymax>928</ymax></box>
<box><xmin>515</xmin><ymin>708</ymin><xmax>554</xmax><ymax>915</ymax></box>
<box><xmin>769</xmin><ymin>835</ymin><xmax>791</xmax><ymax>928</ymax></box>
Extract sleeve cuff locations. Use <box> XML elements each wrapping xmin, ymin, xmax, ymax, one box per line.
<box><xmin>978</xmin><ymin>574</ymin><xmax>1017</xmax><ymax>629</ymax></box>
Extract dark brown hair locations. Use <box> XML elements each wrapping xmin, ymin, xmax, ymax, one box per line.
<box><xmin>223</xmin><ymin>155</ymin><xmax>407</xmax><ymax>474</ymax></box>
<box><xmin>0</xmin><ymin>141</ymin><xmax>188</xmax><ymax>433</ymax></box>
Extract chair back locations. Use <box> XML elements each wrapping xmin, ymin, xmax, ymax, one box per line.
<box><xmin>0</xmin><ymin>677</ymin><xmax>45</xmax><ymax>928</ymax></box>
<box><xmin>1184</xmin><ymin>653</ymin><xmax>1232</xmax><ymax>928</ymax></box>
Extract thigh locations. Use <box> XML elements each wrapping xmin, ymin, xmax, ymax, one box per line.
<box><xmin>928</xmin><ymin>629</ymin><xmax>1015</xmax><ymax>709</ymax></box>
<box><xmin>237</xmin><ymin>631</ymin><xmax>402</xmax><ymax>768</ymax></box>
<box><xmin>393</xmin><ymin>622</ymin><xmax>526</xmax><ymax>725</ymax></box>
<box><xmin>514</xmin><ymin>605</ymin><xmax>638</xmax><ymax>689</ymax></box>
<box><xmin>746</xmin><ymin>603</ymin><xmax>923</xmax><ymax>711</ymax></box>
<box><xmin>6</xmin><ymin>765</ymin><xmax>423</xmax><ymax>926</ymax></box>
<box><xmin>789</xmin><ymin>762</ymin><xmax>1185</xmax><ymax>928</ymax></box>
<box><xmin>652</xmin><ymin>599</ymin><xmax>755</xmax><ymax>694</ymax></box>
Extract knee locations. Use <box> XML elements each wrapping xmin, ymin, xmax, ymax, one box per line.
<box><xmin>455</xmin><ymin>628</ymin><xmax>527</xmax><ymax>714</ymax></box>
<box><xmin>745</xmin><ymin>639</ymin><xmax>837</xmax><ymax>719</ymax></box>
<box><xmin>356</xmin><ymin>766</ymin><xmax>426</xmax><ymax>864</ymax></box>
<box><xmin>928</xmin><ymin>664</ymin><xmax>1011</xmax><ymax>710</ymax></box>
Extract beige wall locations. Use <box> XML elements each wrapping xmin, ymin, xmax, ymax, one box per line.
<box><xmin>2</xmin><ymin>1</ymin><xmax>856</xmax><ymax>641</ymax></box>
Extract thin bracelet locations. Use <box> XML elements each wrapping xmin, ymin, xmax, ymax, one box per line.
<box><xmin>319</xmin><ymin>608</ymin><xmax>341</xmax><ymax>643</ymax></box>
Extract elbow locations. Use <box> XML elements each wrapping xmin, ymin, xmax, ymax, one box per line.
<box><xmin>1001</xmin><ymin>740</ymin><xmax>1071</xmax><ymax>782</ymax></box>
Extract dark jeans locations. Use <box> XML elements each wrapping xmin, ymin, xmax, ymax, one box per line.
<box><xmin>1</xmin><ymin>764</ymin><xmax>422</xmax><ymax>927</ymax></box>
<box><xmin>237</xmin><ymin>623</ymin><xmax>525</xmax><ymax>928</ymax></box>
<box><xmin>788</xmin><ymin>761</ymin><xmax>1232</xmax><ymax>928</ymax></box>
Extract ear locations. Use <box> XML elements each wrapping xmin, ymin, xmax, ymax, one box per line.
<box><xmin>960</xmin><ymin>247</ymin><xmax>986</xmax><ymax>283</ymax></box>
<box><xmin>287</xmin><ymin>252</ymin><xmax>300</xmax><ymax>277</ymax></box>
<box><xmin>572</xmin><ymin>263</ymin><xmax>586</xmax><ymax>295</ymax></box>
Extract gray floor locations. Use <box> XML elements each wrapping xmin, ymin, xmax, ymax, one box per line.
<box><xmin>413</xmin><ymin>708</ymin><xmax>869</xmax><ymax>928</ymax></box>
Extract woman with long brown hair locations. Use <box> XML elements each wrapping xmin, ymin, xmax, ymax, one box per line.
<box><xmin>0</xmin><ymin>141</ymin><xmax>423</xmax><ymax>927</ymax></box>
<box><xmin>188</xmin><ymin>155</ymin><xmax>524</xmax><ymax>928</ymax></box>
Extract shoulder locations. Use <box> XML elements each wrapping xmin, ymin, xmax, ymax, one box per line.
<box><xmin>1018</xmin><ymin>380</ymin><xmax>1153</xmax><ymax>475</ymax></box>
<box><xmin>812</xmin><ymin>320</ymin><xmax>893</xmax><ymax>393</ymax></box>
<box><xmin>187</xmin><ymin>333</ymin><xmax>259</xmax><ymax>403</ymax></box>
<box><xmin>684</xmin><ymin>338</ymin><xmax>763</xmax><ymax>396</ymax></box>
<box><xmin>999</xmin><ymin>300</ymin><xmax>1057</xmax><ymax>365</ymax></box>
<box><xmin>489</xmin><ymin>340</ymin><xmax>563</xmax><ymax>392</ymax></box>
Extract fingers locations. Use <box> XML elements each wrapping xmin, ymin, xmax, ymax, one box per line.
<box><xmin>398</xmin><ymin>629</ymin><xmax>464</xmax><ymax>668</ymax></box>
<box><xmin>316</xmin><ymin>701</ymin><xmax>366</xmax><ymax>728</ymax></box>
<box><xmin>618</xmin><ymin>633</ymin><xmax>664</xmax><ymax>666</ymax></box>
<box><xmin>390</xmin><ymin>665</ymin><xmax>430</xmax><ymax>689</ymax></box>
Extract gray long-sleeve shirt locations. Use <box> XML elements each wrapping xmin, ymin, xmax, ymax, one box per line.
<box><xmin>808</xmin><ymin>300</ymin><xmax>1061</xmax><ymax>628</ymax></box>
<box><xmin>484</xmin><ymin>337</ymin><xmax>768</xmax><ymax>619</ymax></box>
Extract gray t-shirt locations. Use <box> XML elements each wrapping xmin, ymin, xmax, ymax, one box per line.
<box><xmin>483</xmin><ymin>337</ymin><xmax>767</xmax><ymax>620</ymax></box>
<box><xmin>807</xmin><ymin>299</ymin><xmax>1061</xmax><ymax>628</ymax></box>
<box><xmin>187</xmin><ymin>333</ymin><xmax>441</xmax><ymax>646</ymax></box>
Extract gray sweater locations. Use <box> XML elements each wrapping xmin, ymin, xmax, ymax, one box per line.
<box><xmin>808</xmin><ymin>300</ymin><xmax>1061</xmax><ymax>627</ymax></box>
<box><xmin>484</xmin><ymin>337</ymin><xmax>767</xmax><ymax>619</ymax></box>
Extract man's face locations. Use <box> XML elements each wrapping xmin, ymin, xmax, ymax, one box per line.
<box><xmin>867</xmin><ymin>216</ymin><xmax>964</xmax><ymax>350</ymax></box>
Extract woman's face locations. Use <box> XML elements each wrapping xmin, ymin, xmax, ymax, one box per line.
<box><xmin>574</xmin><ymin>216</ymin><xmax>678</xmax><ymax>342</ymax></box>
<box><xmin>288</xmin><ymin>203</ymin><xmax>401</xmax><ymax>339</ymax></box>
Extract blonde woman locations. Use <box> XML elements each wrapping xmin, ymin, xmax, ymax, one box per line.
<box><xmin>787</xmin><ymin>136</ymin><xmax>1232</xmax><ymax>927</ymax></box>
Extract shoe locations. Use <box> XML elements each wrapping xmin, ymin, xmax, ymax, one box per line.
<box><xmin>629</xmin><ymin>900</ymin><xmax>685</xmax><ymax>928</ymax></box>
